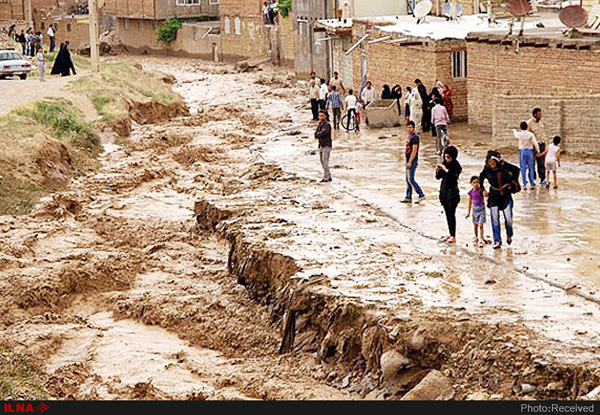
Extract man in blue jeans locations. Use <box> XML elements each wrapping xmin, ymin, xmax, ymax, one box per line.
<box><xmin>513</xmin><ymin>121</ymin><xmax>540</xmax><ymax>190</ymax></box>
<box><xmin>401</xmin><ymin>121</ymin><xmax>426</xmax><ymax>204</ymax></box>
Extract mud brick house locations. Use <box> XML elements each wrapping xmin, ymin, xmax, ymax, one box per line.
<box><xmin>318</xmin><ymin>15</ymin><xmax>513</xmax><ymax>122</ymax></box>
<box><xmin>0</xmin><ymin>0</ymin><xmax>68</xmax><ymax>25</ymax></box>
<box><xmin>219</xmin><ymin>0</ymin><xmax>295</xmax><ymax>66</ymax></box>
<box><xmin>103</xmin><ymin>0</ymin><xmax>220</xmax><ymax>59</ymax></box>
<box><xmin>467</xmin><ymin>27</ymin><xmax>600</xmax><ymax>155</ymax></box>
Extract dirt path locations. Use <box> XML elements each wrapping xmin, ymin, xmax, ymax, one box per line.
<box><xmin>0</xmin><ymin>70</ymin><xmax>97</xmax><ymax>120</ymax></box>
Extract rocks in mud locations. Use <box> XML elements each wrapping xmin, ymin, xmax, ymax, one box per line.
<box><xmin>380</xmin><ymin>349</ymin><xmax>411</xmax><ymax>381</ymax></box>
<box><xmin>401</xmin><ymin>369</ymin><xmax>454</xmax><ymax>400</ymax></box>
<box><xmin>234</xmin><ymin>58</ymin><xmax>269</xmax><ymax>73</ymax></box>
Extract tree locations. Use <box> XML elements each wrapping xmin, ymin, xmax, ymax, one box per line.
<box><xmin>278</xmin><ymin>0</ymin><xmax>292</xmax><ymax>18</ymax></box>
<box><xmin>158</xmin><ymin>17</ymin><xmax>183</xmax><ymax>44</ymax></box>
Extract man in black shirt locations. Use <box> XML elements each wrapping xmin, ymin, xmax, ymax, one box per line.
<box><xmin>315</xmin><ymin>110</ymin><xmax>332</xmax><ymax>182</ymax></box>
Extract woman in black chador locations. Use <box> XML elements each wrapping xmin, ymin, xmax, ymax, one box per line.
<box><xmin>51</xmin><ymin>42</ymin><xmax>77</xmax><ymax>77</ymax></box>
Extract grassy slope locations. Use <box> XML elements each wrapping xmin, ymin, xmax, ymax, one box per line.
<box><xmin>0</xmin><ymin>55</ymin><xmax>183</xmax><ymax>216</ymax></box>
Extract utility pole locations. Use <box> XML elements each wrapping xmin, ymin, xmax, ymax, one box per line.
<box><xmin>88</xmin><ymin>0</ymin><xmax>100</xmax><ymax>72</ymax></box>
<box><xmin>24</xmin><ymin>0</ymin><xmax>33</xmax><ymax>29</ymax></box>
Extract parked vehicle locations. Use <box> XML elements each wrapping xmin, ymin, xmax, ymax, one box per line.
<box><xmin>0</xmin><ymin>49</ymin><xmax>34</xmax><ymax>80</ymax></box>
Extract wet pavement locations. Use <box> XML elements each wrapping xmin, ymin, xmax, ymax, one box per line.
<box><xmin>254</xmin><ymin>111</ymin><xmax>600</xmax><ymax>363</ymax></box>
<box><xmin>262</xmin><ymin>119</ymin><xmax>600</xmax><ymax>296</ymax></box>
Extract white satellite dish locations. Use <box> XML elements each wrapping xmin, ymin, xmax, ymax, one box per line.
<box><xmin>414</xmin><ymin>0</ymin><xmax>433</xmax><ymax>23</ymax></box>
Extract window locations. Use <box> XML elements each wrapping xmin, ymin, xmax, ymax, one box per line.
<box><xmin>137</xmin><ymin>20</ymin><xmax>144</xmax><ymax>30</ymax></box>
<box><xmin>234</xmin><ymin>17</ymin><xmax>241</xmax><ymax>35</ymax></box>
<box><xmin>66</xmin><ymin>23</ymin><xmax>72</xmax><ymax>32</ymax></box>
<box><xmin>123</xmin><ymin>18</ymin><xmax>130</xmax><ymax>29</ymax></box>
<box><xmin>451</xmin><ymin>50</ymin><xmax>467</xmax><ymax>79</ymax></box>
<box><xmin>224</xmin><ymin>16</ymin><xmax>230</xmax><ymax>34</ymax></box>
<box><xmin>176</xmin><ymin>0</ymin><xmax>201</xmax><ymax>4</ymax></box>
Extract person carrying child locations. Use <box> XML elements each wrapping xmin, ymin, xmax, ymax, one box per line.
<box><xmin>465</xmin><ymin>175</ymin><xmax>488</xmax><ymax>247</ymax></box>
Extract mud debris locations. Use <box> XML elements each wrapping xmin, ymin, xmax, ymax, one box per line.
<box><xmin>1</xmin><ymin>54</ymin><xmax>600</xmax><ymax>402</ymax></box>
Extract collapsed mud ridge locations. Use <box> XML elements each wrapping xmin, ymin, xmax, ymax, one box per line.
<box><xmin>194</xmin><ymin>199</ymin><xmax>600</xmax><ymax>401</ymax></box>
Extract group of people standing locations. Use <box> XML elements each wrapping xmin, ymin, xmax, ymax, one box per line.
<box><xmin>262</xmin><ymin>1</ymin><xmax>279</xmax><ymax>25</ymax></box>
<box><xmin>312</xmin><ymin>74</ymin><xmax>561</xmax><ymax>251</ymax></box>
<box><xmin>6</xmin><ymin>23</ymin><xmax>75</xmax><ymax>82</ymax></box>
<box><xmin>8</xmin><ymin>24</ymin><xmax>57</xmax><ymax>55</ymax></box>
<box><xmin>402</xmin><ymin>106</ymin><xmax>561</xmax><ymax>250</ymax></box>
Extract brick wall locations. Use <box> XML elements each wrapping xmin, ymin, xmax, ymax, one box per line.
<box><xmin>104</xmin><ymin>0</ymin><xmax>218</xmax><ymax>20</ymax></box>
<box><xmin>219</xmin><ymin>0</ymin><xmax>262</xmax><ymax>16</ymax></box>
<box><xmin>492</xmin><ymin>94</ymin><xmax>600</xmax><ymax>156</ymax></box>
<box><xmin>220</xmin><ymin>15</ymin><xmax>268</xmax><ymax>62</ymax></box>
<box><xmin>278</xmin><ymin>13</ymin><xmax>295</xmax><ymax>66</ymax></box>
<box><xmin>0</xmin><ymin>0</ymin><xmax>24</xmax><ymax>21</ymax></box>
<box><xmin>37</xmin><ymin>15</ymin><xmax>89</xmax><ymax>49</ymax></box>
<box><xmin>467</xmin><ymin>41</ymin><xmax>600</xmax><ymax>133</ymax></box>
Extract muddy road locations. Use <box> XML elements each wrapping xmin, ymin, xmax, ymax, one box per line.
<box><xmin>2</xmin><ymin>54</ymin><xmax>600</xmax><ymax>401</ymax></box>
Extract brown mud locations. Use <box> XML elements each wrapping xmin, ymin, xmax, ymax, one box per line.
<box><xmin>1</xmin><ymin>54</ymin><xmax>600</xmax><ymax>401</ymax></box>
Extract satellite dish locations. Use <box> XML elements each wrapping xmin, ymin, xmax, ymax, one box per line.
<box><xmin>414</xmin><ymin>0</ymin><xmax>433</xmax><ymax>18</ymax></box>
<box><xmin>559</xmin><ymin>4</ymin><xmax>588</xmax><ymax>28</ymax></box>
<box><xmin>506</xmin><ymin>0</ymin><xmax>532</xmax><ymax>16</ymax></box>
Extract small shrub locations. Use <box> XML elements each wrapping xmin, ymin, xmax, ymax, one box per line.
<box><xmin>158</xmin><ymin>17</ymin><xmax>183</xmax><ymax>43</ymax></box>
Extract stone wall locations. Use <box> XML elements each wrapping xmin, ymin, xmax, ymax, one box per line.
<box><xmin>492</xmin><ymin>94</ymin><xmax>600</xmax><ymax>156</ymax></box>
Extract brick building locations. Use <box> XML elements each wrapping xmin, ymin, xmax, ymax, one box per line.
<box><xmin>103</xmin><ymin>0</ymin><xmax>220</xmax><ymax>57</ymax></box>
<box><xmin>467</xmin><ymin>27</ymin><xmax>600</xmax><ymax>155</ymax></box>
<box><xmin>0</xmin><ymin>0</ymin><xmax>59</xmax><ymax>23</ymax></box>
<box><xmin>219</xmin><ymin>0</ymin><xmax>295</xmax><ymax>66</ymax></box>
<box><xmin>295</xmin><ymin>0</ymin><xmax>407</xmax><ymax>79</ymax></box>
<box><xmin>318</xmin><ymin>15</ymin><xmax>500</xmax><ymax>122</ymax></box>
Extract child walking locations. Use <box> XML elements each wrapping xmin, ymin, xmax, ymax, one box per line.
<box><xmin>543</xmin><ymin>136</ymin><xmax>561</xmax><ymax>189</ymax></box>
<box><xmin>465</xmin><ymin>176</ymin><xmax>488</xmax><ymax>247</ymax></box>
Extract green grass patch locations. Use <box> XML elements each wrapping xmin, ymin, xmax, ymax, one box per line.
<box><xmin>70</xmin><ymin>60</ymin><xmax>183</xmax><ymax>124</ymax></box>
<box><xmin>16</xmin><ymin>99</ymin><xmax>100</xmax><ymax>153</ymax></box>
<box><xmin>0</xmin><ymin>341</ymin><xmax>47</xmax><ymax>400</ymax></box>
<box><xmin>0</xmin><ymin>97</ymin><xmax>100</xmax><ymax>215</ymax></box>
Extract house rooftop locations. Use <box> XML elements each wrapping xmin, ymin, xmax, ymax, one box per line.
<box><xmin>467</xmin><ymin>26</ymin><xmax>600</xmax><ymax>48</ymax></box>
<box><xmin>318</xmin><ymin>14</ymin><xmax>546</xmax><ymax>41</ymax></box>
<box><xmin>372</xmin><ymin>14</ymin><xmax>539</xmax><ymax>40</ymax></box>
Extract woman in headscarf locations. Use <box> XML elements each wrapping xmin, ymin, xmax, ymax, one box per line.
<box><xmin>408</xmin><ymin>88</ymin><xmax>423</xmax><ymax>132</ymax></box>
<box><xmin>478</xmin><ymin>150</ymin><xmax>519</xmax><ymax>249</ymax></box>
<box><xmin>437</xmin><ymin>81</ymin><xmax>454</xmax><ymax>121</ymax></box>
<box><xmin>51</xmin><ymin>42</ymin><xmax>76</xmax><ymax>77</ymax></box>
<box><xmin>403</xmin><ymin>86</ymin><xmax>412</xmax><ymax>121</ymax></box>
<box><xmin>436</xmin><ymin>145</ymin><xmax>462</xmax><ymax>244</ymax></box>
<box><xmin>381</xmin><ymin>84</ymin><xmax>392</xmax><ymax>99</ymax></box>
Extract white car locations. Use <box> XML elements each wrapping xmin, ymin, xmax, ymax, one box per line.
<box><xmin>0</xmin><ymin>49</ymin><xmax>34</xmax><ymax>80</ymax></box>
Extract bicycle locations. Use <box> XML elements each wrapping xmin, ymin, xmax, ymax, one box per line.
<box><xmin>341</xmin><ymin>110</ymin><xmax>359</xmax><ymax>132</ymax></box>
